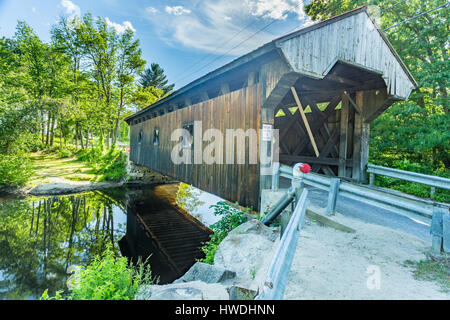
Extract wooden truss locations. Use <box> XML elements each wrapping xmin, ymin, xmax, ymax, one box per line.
<box><xmin>274</xmin><ymin>87</ymin><xmax>388</xmax><ymax>182</ymax></box>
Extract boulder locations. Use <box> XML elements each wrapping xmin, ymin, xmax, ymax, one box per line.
<box><xmin>136</xmin><ymin>281</ymin><xmax>228</xmax><ymax>300</ymax></box>
<box><xmin>213</xmin><ymin>220</ymin><xmax>279</xmax><ymax>292</ymax></box>
<box><xmin>174</xmin><ymin>262</ymin><xmax>236</xmax><ymax>284</ymax></box>
<box><xmin>229</xmin><ymin>286</ymin><xmax>259</xmax><ymax>300</ymax></box>
<box><xmin>139</xmin><ymin>287</ymin><xmax>203</xmax><ymax>300</ymax></box>
<box><xmin>229</xmin><ymin>219</ymin><xmax>278</xmax><ymax>242</ymax></box>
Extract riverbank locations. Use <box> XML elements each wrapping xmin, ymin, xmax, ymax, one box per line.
<box><xmin>1</xmin><ymin>151</ymin><xmax>172</xmax><ymax>198</ymax></box>
<box><xmin>0</xmin><ymin>152</ymin><xmax>113</xmax><ymax>197</ymax></box>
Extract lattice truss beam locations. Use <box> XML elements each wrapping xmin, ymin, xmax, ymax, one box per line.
<box><xmin>273</xmin><ymin>73</ymin><xmax>393</xmax><ymax>182</ymax></box>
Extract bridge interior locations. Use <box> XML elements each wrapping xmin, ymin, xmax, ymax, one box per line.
<box><xmin>273</xmin><ymin>62</ymin><xmax>391</xmax><ymax>182</ymax></box>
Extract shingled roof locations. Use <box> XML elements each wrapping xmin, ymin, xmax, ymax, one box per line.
<box><xmin>126</xmin><ymin>6</ymin><xmax>416</xmax><ymax>123</ymax></box>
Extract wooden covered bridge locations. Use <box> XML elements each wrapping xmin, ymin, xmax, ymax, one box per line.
<box><xmin>126</xmin><ymin>6</ymin><xmax>417</xmax><ymax>210</ymax></box>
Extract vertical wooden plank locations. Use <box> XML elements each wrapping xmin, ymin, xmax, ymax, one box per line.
<box><xmin>338</xmin><ymin>94</ymin><xmax>348</xmax><ymax>177</ymax></box>
<box><xmin>259</xmin><ymin>66</ymin><xmax>273</xmax><ymax>194</ymax></box>
<box><xmin>360</xmin><ymin>121</ymin><xmax>370</xmax><ymax>183</ymax></box>
<box><xmin>352</xmin><ymin>92</ymin><xmax>363</xmax><ymax>181</ymax></box>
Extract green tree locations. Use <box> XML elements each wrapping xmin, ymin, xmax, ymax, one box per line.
<box><xmin>139</xmin><ymin>63</ymin><xmax>174</xmax><ymax>93</ymax></box>
<box><xmin>113</xmin><ymin>28</ymin><xmax>146</xmax><ymax>145</ymax></box>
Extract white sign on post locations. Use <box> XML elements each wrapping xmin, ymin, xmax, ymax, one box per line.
<box><xmin>262</xmin><ymin>124</ymin><xmax>273</xmax><ymax>142</ymax></box>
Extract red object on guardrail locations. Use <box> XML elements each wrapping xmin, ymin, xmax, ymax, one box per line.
<box><xmin>297</xmin><ymin>163</ymin><xmax>311</xmax><ymax>174</ymax></box>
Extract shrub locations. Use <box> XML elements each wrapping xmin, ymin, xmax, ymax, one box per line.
<box><xmin>199</xmin><ymin>201</ymin><xmax>248</xmax><ymax>265</ymax></box>
<box><xmin>41</xmin><ymin>245</ymin><xmax>153</xmax><ymax>300</ymax></box>
<box><xmin>76</xmin><ymin>146</ymin><xmax>127</xmax><ymax>182</ymax></box>
<box><xmin>0</xmin><ymin>153</ymin><xmax>33</xmax><ymax>188</ymax></box>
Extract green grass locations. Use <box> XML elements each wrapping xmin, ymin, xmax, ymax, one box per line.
<box><xmin>404</xmin><ymin>254</ymin><xmax>450</xmax><ymax>293</ymax></box>
<box><xmin>28</xmin><ymin>152</ymin><xmax>98</xmax><ymax>186</ymax></box>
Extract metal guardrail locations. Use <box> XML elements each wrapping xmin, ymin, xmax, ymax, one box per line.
<box><xmin>367</xmin><ymin>164</ymin><xmax>450</xmax><ymax>197</ymax></box>
<box><xmin>277</xmin><ymin>163</ymin><xmax>450</xmax><ymax>255</ymax></box>
<box><xmin>256</xmin><ymin>188</ymin><xmax>309</xmax><ymax>300</ymax></box>
<box><xmin>279</xmin><ymin>164</ymin><xmax>447</xmax><ymax>223</ymax></box>
<box><xmin>367</xmin><ymin>164</ymin><xmax>450</xmax><ymax>189</ymax></box>
<box><xmin>256</xmin><ymin>164</ymin><xmax>449</xmax><ymax>299</ymax></box>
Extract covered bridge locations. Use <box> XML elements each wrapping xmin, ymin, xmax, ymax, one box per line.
<box><xmin>125</xmin><ymin>6</ymin><xmax>417</xmax><ymax>210</ymax></box>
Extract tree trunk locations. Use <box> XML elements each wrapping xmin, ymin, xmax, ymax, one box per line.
<box><xmin>75</xmin><ymin>122</ymin><xmax>79</xmax><ymax>149</ymax></box>
<box><xmin>79</xmin><ymin>129</ymin><xmax>85</xmax><ymax>149</ymax></box>
<box><xmin>50</xmin><ymin>116</ymin><xmax>56</xmax><ymax>146</ymax></box>
<box><xmin>46</xmin><ymin>114</ymin><xmax>51</xmax><ymax>146</ymax></box>
<box><xmin>85</xmin><ymin>131</ymin><xmax>89</xmax><ymax>148</ymax></box>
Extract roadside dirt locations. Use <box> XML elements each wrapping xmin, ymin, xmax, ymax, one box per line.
<box><xmin>284</xmin><ymin>210</ymin><xmax>449</xmax><ymax>299</ymax></box>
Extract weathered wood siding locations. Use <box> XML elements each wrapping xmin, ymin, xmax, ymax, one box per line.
<box><xmin>278</xmin><ymin>11</ymin><xmax>415</xmax><ymax>99</ymax></box>
<box><xmin>130</xmin><ymin>84</ymin><xmax>262</xmax><ymax>209</ymax></box>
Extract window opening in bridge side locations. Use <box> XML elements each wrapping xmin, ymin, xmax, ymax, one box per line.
<box><xmin>153</xmin><ymin>128</ymin><xmax>160</xmax><ymax>146</ymax></box>
<box><xmin>138</xmin><ymin>130</ymin><xmax>143</xmax><ymax>144</ymax></box>
<box><xmin>182</xmin><ymin>122</ymin><xmax>194</xmax><ymax>149</ymax></box>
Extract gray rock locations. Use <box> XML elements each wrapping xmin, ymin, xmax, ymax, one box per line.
<box><xmin>136</xmin><ymin>281</ymin><xmax>229</xmax><ymax>300</ymax></box>
<box><xmin>229</xmin><ymin>286</ymin><xmax>259</xmax><ymax>300</ymax></box>
<box><xmin>148</xmin><ymin>287</ymin><xmax>203</xmax><ymax>300</ymax></box>
<box><xmin>214</xmin><ymin>233</ymin><xmax>276</xmax><ymax>285</ymax></box>
<box><xmin>174</xmin><ymin>262</ymin><xmax>236</xmax><ymax>284</ymax></box>
<box><xmin>229</xmin><ymin>219</ymin><xmax>278</xmax><ymax>242</ymax></box>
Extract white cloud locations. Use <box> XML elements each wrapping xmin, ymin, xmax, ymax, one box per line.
<box><xmin>165</xmin><ymin>6</ymin><xmax>191</xmax><ymax>16</ymax></box>
<box><xmin>146</xmin><ymin>7</ymin><xmax>159</xmax><ymax>14</ymax></box>
<box><xmin>245</xmin><ymin>0</ymin><xmax>308</xmax><ymax>20</ymax></box>
<box><xmin>144</xmin><ymin>0</ymin><xmax>311</xmax><ymax>58</ymax></box>
<box><xmin>60</xmin><ymin>0</ymin><xmax>80</xmax><ymax>17</ymax></box>
<box><xmin>105</xmin><ymin>17</ymin><xmax>136</xmax><ymax>34</ymax></box>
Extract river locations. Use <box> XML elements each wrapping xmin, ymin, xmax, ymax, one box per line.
<box><xmin>0</xmin><ymin>183</ymin><xmax>218</xmax><ymax>300</ymax></box>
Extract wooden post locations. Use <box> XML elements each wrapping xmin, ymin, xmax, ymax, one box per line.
<box><xmin>360</xmin><ymin>121</ymin><xmax>370</xmax><ymax>183</ymax></box>
<box><xmin>291</xmin><ymin>87</ymin><xmax>319</xmax><ymax>157</ymax></box>
<box><xmin>326</xmin><ymin>178</ymin><xmax>340</xmax><ymax>215</ymax></box>
<box><xmin>338</xmin><ymin>94</ymin><xmax>349</xmax><ymax>177</ymax></box>
<box><xmin>352</xmin><ymin>92</ymin><xmax>363</xmax><ymax>181</ymax></box>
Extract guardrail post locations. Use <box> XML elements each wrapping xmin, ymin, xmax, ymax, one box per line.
<box><xmin>431</xmin><ymin>206</ymin><xmax>446</xmax><ymax>256</ymax></box>
<box><xmin>326</xmin><ymin>178</ymin><xmax>340</xmax><ymax>215</ymax></box>
<box><xmin>430</xmin><ymin>187</ymin><xmax>435</xmax><ymax>199</ymax></box>
<box><xmin>272</xmin><ymin>162</ymin><xmax>280</xmax><ymax>191</ymax></box>
<box><xmin>369</xmin><ymin>173</ymin><xmax>375</xmax><ymax>186</ymax></box>
<box><xmin>443</xmin><ymin>211</ymin><xmax>450</xmax><ymax>253</ymax></box>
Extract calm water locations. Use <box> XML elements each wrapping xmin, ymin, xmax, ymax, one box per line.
<box><xmin>0</xmin><ymin>184</ymin><xmax>212</xmax><ymax>300</ymax></box>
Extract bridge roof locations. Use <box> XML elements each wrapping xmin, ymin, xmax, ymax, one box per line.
<box><xmin>126</xmin><ymin>6</ymin><xmax>416</xmax><ymax>124</ymax></box>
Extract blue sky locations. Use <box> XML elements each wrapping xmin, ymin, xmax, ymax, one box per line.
<box><xmin>0</xmin><ymin>0</ymin><xmax>312</xmax><ymax>89</ymax></box>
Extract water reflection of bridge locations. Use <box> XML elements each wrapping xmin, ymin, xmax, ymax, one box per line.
<box><xmin>119</xmin><ymin>184</ymin><xmax>212</xmax><ymax>284</ymax></box>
